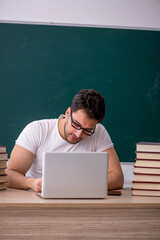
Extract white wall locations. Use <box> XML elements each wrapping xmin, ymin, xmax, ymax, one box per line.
<box><xmin>0</xmin><ymin>0</ymin><xmax>160</xmax><ymax>29</ymax></box>
<box><xmin>121</xmin><ymin>162</ymin><xmax>134</xmax><ymax>188</ymax></box>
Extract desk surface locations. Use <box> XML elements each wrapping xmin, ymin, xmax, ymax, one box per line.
<box><xmin>0</xmin><ymin>188</ymin><xmax>160</xmax><ymax>208</ymax></box>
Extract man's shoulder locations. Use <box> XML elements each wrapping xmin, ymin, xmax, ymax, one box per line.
<box><xmin>94</xmin><ymin>123</ymin><xmax>110</xmax><ymax>138</ymax></box>
<box><xmin>95</xmin><ymin>123</ymin><xmax>106</xmax><ymax>131</ymax></box>
<box><xmin>26</xmin><ymin>119</ymin><xmax>58</xmax><ymax>131</ymax></box>
<box><xmin>30</xmin><ymin>118</ymin><xmax>57</xmax><ymax>124</ymax></box>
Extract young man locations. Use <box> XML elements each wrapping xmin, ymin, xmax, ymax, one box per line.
<box><xmin>7</xmin><ymin>89</ymin><xmax>124</xmax><ymax>192</ymax></box>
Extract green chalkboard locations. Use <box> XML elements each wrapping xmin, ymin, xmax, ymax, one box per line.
<box><xmin>0</xmin><ymin>23</ymin><xmax>160</xmax><ymax>161</ymax></box>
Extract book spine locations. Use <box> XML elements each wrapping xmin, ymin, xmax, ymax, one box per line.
<box><xmin>132</xmin><ymin>188</ymin><xmax>160</xmax><ymax>191</ymax></box>
<box><xmin>133</xmin><ymin>181</ymin><xmax>160</xmax><ymax>184</ymax></box>
<box><xmin>134</xmin><ymin>166</ymin><xmax>160</xmax><ymax>169</ymax></box>
<box><xmin>135</xmin><ymin>158</ymin><xmax>160</xmax><ymax>161</ymax></box>
<box><xmin>134</xmin><ymin>173</ymin><xmax>160</xmax><ymax>176</ymax></box>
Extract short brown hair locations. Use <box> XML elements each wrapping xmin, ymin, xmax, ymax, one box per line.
<box><xmin>71</xmin><ymin>89</ymin><xmax>105</xmax><ymax>122</ymax></box>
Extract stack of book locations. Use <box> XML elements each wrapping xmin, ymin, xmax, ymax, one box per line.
<box><xmin>0</xmin><ymin>146</ymin><xmax>8</xmax><ymax>191</ymax></box>
<box><xmin>132</xmin><ymin>142</ymin><xmax>160</xmax><ymax>197</ymax></box>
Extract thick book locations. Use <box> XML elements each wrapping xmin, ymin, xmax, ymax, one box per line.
<box><xmin>0</xmin><ymin>168</ymin><xmax>6</xmax><ymax>175</ymax></box>
<box><xmin>136</xmin><ymin>142</ymin><xmax>160</xmax><ymax>152</ymax></box>
<box><xmin>132</xmin><ymin>189</ymin><xmax>160</xmax><ymax>197</ymax></box>
<box><xmin>135</xmin><ymin>159</ymin><xmax>160</xmax><ymax>168</ymax></box>
<box><xmin>0</xmin><ymin>174</ymin><xmax>7</xmax><ymax>183</ymax></box>
<box><xmin>0</xmin><ymin>153</ymin><xmax>8</xmax><ymax>160</ymax></box>
<box><xmin>0</xmin><ymin>182</ymin><xmax>7</xmax><ymax>191</ymax></box>
<box><xmin>132</xmin><ymin>181</ymin><xmax>160</xmax><ymax>190</ymax></box>
<box><xmin>136</xmin><ymin>151</ymin><xmax>160</xmax><ymax>160</ymax></box>
<box><xmin>0</xmin><ymin>160</ymin><xmax>7</xmax><ymax>169</ymax></box>
<box><xmin>134</xmin><ymin>173</ymin><xmax>160</xmax><ymax>182</ymax></box>
<box><xmin>0</xmin><ymin>146</ymin><xmax>7</xmax><ymax>153</ymax></box>
<box><xmin>134</xmin><ymin>166</ymin><xmax>160</xmax><ymax>175</ymax></box>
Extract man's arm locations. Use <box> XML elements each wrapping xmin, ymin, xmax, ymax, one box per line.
<box><xmin>6</xmin><ymin>145</ymin><xmax>42</xmax><ymax>192</ymax></box>
<box><xmin>103</xmin><ymin>147</ymin><xmax>124</xmax><ymax>190</ymax></box>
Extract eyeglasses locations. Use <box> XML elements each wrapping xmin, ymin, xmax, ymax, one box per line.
<box><xmin>70</xmin><ymin>110</ymin><xmax>96</xmax><ymax>136</ymax></box>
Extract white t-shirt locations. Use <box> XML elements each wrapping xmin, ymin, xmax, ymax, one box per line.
<box><xmin>16</xmin><ymin>116</ymin><xmax>113</xmax><ymax>178</ymax></box>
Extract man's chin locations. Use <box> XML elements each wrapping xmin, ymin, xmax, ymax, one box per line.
<box><xmin>66</xmin><ymin>136</ymin><xmax>83</xmax><ymax>144</ymax></box>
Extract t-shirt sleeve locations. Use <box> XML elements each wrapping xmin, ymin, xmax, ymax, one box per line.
<box><xmin>94</xmin><ymin>124</ymin><xmax>114</xmax><ymax>152</ymax></box>
<box><xmin>15</xmin><ymin>121</ymin><xmax>40</xmax><ymax>154</ymax></box>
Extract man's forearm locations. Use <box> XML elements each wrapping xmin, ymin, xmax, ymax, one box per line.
<box><xmin>108</xmin><ymin>171</ymin><xmax>124</xmax><ymax>190</ymax></box>
<box><xmin>6</xmin><ymin>169</ymin><xmax>34</xmax><ymax>190</ymax></box>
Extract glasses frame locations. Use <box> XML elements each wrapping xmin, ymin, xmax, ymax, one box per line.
<box><xmin>70</xmin><ymin>110</ymin><xmax>96</xmax><ymax>136</ymax></box>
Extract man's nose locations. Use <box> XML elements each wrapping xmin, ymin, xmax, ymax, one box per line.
<box><xmin>75</xmin><ymin>129</ymin><xmax>83</xmax><ymax>138</ymax></box>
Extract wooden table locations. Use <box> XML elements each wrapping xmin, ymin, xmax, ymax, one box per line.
<box><xmin>0</xmin><ymin>188</ymin><xmax>160</xmax><ymax>240</ymax></box>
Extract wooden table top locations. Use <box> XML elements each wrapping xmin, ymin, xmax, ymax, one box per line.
<box><xmin>0</xmin><ymin>188</ymin><xmax>160</xmax><ymax>208</ymax></box>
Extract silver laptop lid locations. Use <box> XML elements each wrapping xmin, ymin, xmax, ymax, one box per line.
<box><xmin>41</xmin><ymin>152</ymin><xmax>108</xmax><ymax>199</ymax></box>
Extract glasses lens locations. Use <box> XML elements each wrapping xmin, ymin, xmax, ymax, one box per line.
<box><xmin>71</xmin><ymin>121</ymin><xmax>81</xmax><ymax>130</ymax></box>
<box><xmin>82</xmin><ymin>128</ymin><xmax>95</xmax><ymax>136</ymax></box>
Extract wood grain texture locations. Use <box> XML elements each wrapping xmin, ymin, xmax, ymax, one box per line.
<box><xmin>0</xmin><ymin>207</ymin><xmax>160</xmax><ymax>240</ymax></box>
<box><xmin>0</xmin><ymin>188</ymin><xmax>160</xmax><ymax>239</ymax></box>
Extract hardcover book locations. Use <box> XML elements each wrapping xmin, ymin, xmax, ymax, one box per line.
<box><xmin>0</xmin><ymin>153</ymin><xmax>8</xmax><ymax>160</ymax></box>
<box><xmin>136</xmin><ymin>142</ymin><xmax>160</xmax><ymax>152</ymax></box>
<box><xmin>0</xmin><ymin>168</ymin><xmax>6</xmax><ymax>175</ymax></box>
<box><xmin>0</xmin><ymin>146</ymin><xmax>7</xmax><ymax>153</ymax></box>
<box><xmin>0</xmin><ymin>160</ymin><xmax>8</xmax><ymax>168</ymax></box>
<box><xmin>132</xmin><ymin>189</ymin><xmax>160</xmax><ymax>197</ymax></box>
<box><xmin>133</xmin><ymin>173</ymin><xmax>160</xmax><ymax>182</ymax></box>
<box><xmin>135</xmin><ymin>159</ymin><xmax>160</xmax><ymax>168</ymax></box>
<box><xmin>136</xmin><ymin>152</ymin><xmax>160</xmax><ymax>160</ymax></box>
<box><xmin>0</xmin><ymin>182</ymin><xmax>7</xmax><ymax>191</ymax></box>
<box><xmin>134</xmin><ymin>166</ymin><xmax>160</xmax><ymax>174</ymax></box>
<box><xmin>132</xmin><ymin>181</ymin><xmax>160</xmax><ymax>190</ymax></box>
<box><xmin>0</xmin><ymin>174</ymin><xmax>7</xmax><ymax>183</ymax></box>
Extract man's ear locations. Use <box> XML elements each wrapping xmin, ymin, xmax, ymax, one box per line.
<box><xmin>65</xmin><ymin>107</ymin><xmax>71</xmax><ymax>118</ymax></box>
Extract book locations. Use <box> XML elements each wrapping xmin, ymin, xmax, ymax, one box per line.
<box><xmin>0</xmin><ymin>174</ymin><xmax>7</xmax><ymax>183</ymax></box>
<box><xmin>132</xmin><ymin>142</ymin><xmax>160</xmax><ymax>197</ymax></box>
<box><xmin>133</xmin><ymin>173</ymin><xmax>160</xmax><ymax>182</ymax></box>
<box><xmin>0</xmin><ymin>146</ymin><xmax>7</xmax><ymax>153</ymax></box>
<box><xmin>136</xmin><ymin>142</ymin><xmax>160</xmax><ymax>152</ymax></box>
<box><xmin>132</xmin><ymin>181</ymin><xmax>160</xmax><ymax>190</ymax></box>
<box><xmin>132</xmin><ymin>189</ymin><xmax>160</xmax><ymax>197</ymax></box>
<box><xmin>135</xmin><ymin>159</ymin><xmax>160</xmax><ymax>168</ymax></box>
<box><xmin>0</xmin><ymin>146</ymin><xmax>8</xmax><ymax>191</ymax></box>
<box><xmin>0</xmin><ymin>153</ymin><xmax>8</xmax><ymax>160</ymax></box>
<box><xmin>0</xmin><ymin>160</ymin><xmax>8</xmax><ymax>168</ymax></box>
<box><xmin>0</xmin><ymin>182</ymin><xmax>7</xmax><ymax>191</ymax></box>
<box><xmin>136</xmin><ymin>152</ymin><xmax>160</xmax><ymax>160</ymax></box>
<box><xmin>134</xmin><ymin>166</ymin><xmax>160</xmax><ymax>174</ymax></box>
<box><xmin>0</xmin><ymin>168</ymin><xmax>6</xmax><ymax>175</ymax></box>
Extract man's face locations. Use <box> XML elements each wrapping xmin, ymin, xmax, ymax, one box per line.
<box><xmin>64</xmin><ymin>108</ymin><xmax>98</xmax><ymax>144</ymax></box>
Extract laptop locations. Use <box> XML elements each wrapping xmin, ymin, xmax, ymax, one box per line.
<box><xmin>38</xmin><ymin>151</ymin><xmax>108</xmax><ymax>199</ymax></box>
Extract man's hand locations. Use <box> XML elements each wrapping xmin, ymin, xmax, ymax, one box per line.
<box><xmin>31</xmin><ymin>178</ymin><xmax>42</xmax><ymax>192</ymax></box>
